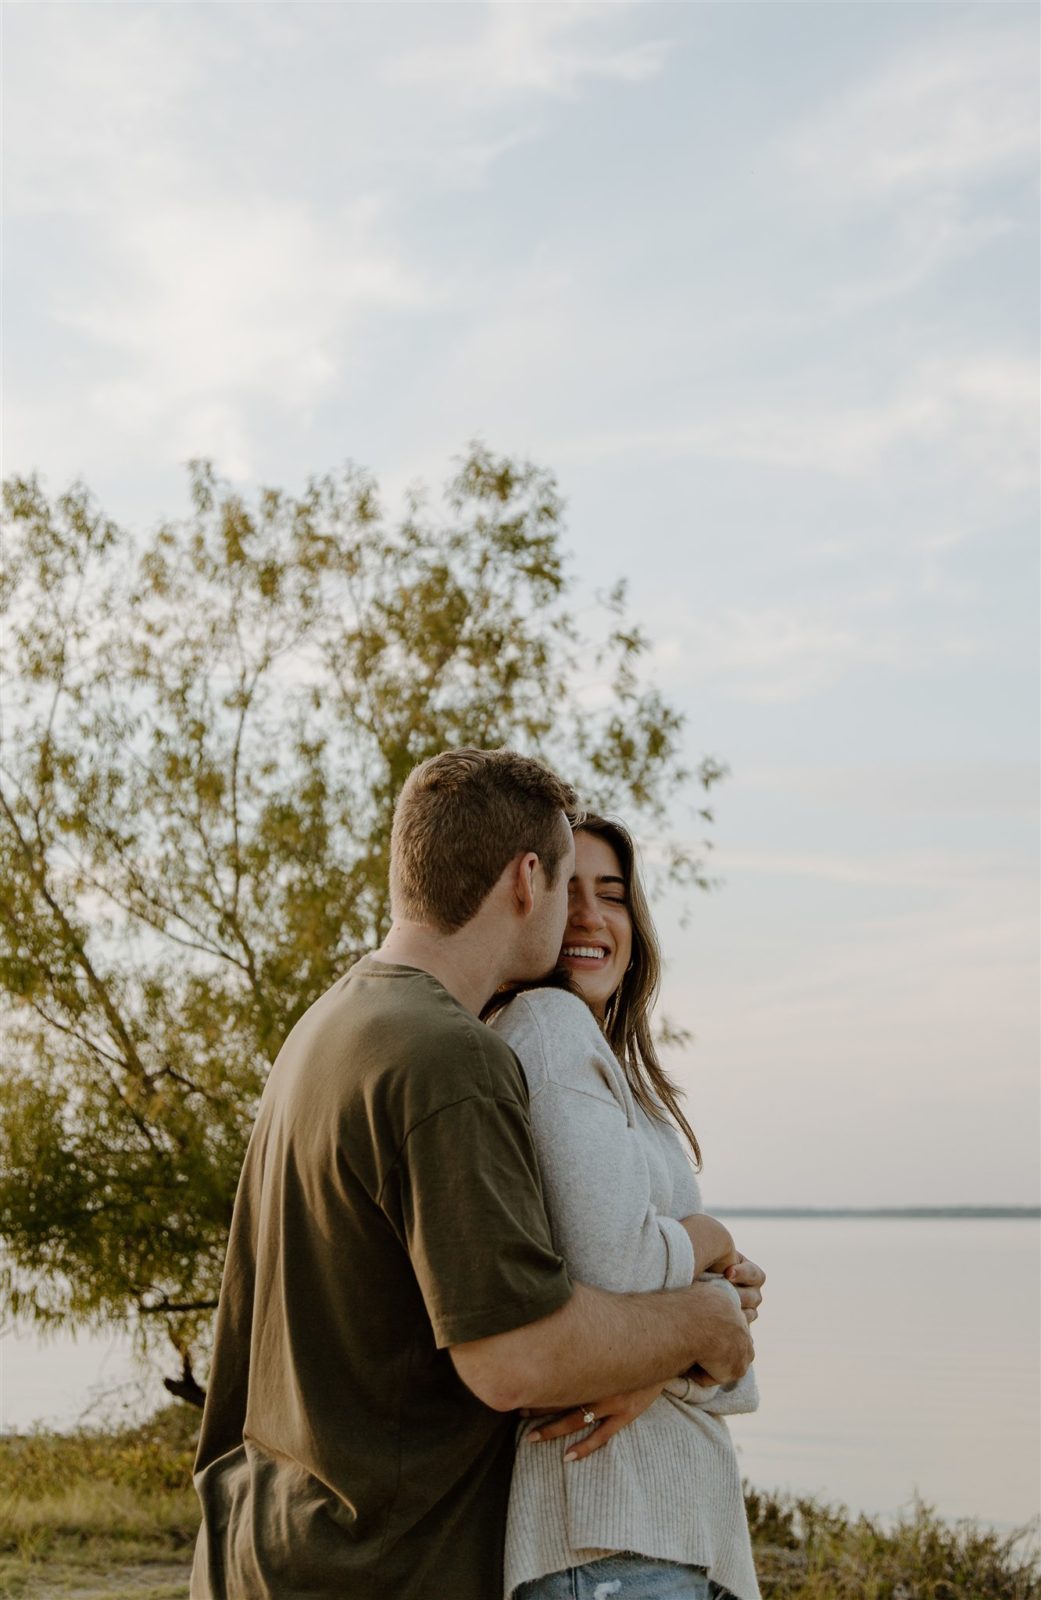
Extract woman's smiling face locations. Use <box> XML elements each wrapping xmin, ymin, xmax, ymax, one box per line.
<box><xmin>558</xmin><ymin>830</ymin><xmax>633</xmax><ymax>1018</ymax></box>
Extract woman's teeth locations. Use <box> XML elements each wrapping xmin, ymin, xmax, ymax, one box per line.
<box><xmin>563</xmin><ymin>947</ymin><xmax>606</xmax><ymax>960</ymax></box>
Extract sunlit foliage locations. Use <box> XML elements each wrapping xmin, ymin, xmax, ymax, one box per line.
<box><xmin>0</xmin><ymin>445</ymin><xmax>723</xmax><ymax>1399</ymax></box>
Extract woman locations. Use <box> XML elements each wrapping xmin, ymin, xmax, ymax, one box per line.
<box><xmin>487</xmin><ymin>814</ymin><xmax>763</xmax><ymax>1600</ymax></box>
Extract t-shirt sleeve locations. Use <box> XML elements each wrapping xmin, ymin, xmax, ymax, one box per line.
<box><xmin>379</xmin><ymin>1093</ymin><xmax>574</xmax><ymax>1349</ymax></box>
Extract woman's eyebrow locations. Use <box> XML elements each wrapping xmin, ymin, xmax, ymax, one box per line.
<box><xmin>595</xmin><ymin>875</ymin><xmax>626</xmax><ymax>887</ymax></box>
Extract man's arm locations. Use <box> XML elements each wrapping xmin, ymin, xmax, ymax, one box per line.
<box><xmin>449</xmin><ymin>1277</ymin><xmax>753</xmax><ymax>1413</ymax></box>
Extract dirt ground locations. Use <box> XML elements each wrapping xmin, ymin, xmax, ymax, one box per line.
<box><xmin>6</xmin><ymin>1560</ymin><xmax>192</xmax><ymax>1600</ymax></box>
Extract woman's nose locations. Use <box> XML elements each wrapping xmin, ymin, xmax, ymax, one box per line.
<box><xmin>568</xmin><ymin>892</ymin><xmax>603</xmax><ymax>930</ymax></box>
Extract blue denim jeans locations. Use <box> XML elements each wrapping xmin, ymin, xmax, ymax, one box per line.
<box><xmin>516</xmin><ymin>1553</ymin><xmax>735</xmax><ymax>1599</ymax></box>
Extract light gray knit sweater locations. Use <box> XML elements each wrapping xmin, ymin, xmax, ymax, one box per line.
<box><xmin>491</xmin><ymin>988</ymin><xmax>761</xmax><ymax>1600</ymax></box>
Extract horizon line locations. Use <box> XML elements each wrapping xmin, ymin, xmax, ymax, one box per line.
<box><xmin>714</xmin><ymin>1205</ymin><xmax>1040</xmax><ymax>1218</ymax></box>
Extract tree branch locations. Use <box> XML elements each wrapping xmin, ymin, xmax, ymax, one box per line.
<box><xmin>161</xmin><ymin>1349</ymin><xmax>207</xmax><ymax>1410</ymax></box>
<box><xmin>0</xmin><ymin>785</ymin><xmax>152</xmax><ymax>1089</ymax></box>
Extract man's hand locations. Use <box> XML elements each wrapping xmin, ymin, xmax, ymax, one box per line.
<box><xmin>723</xmin><ymin>1254</ymin><xmax>766</xmax><ymax>1324</ymax></box>
<box><xmin>517</xmin><ymin>1271</ymin><xmax>760</xmax><ymax>1455</ymax></box>
<box><xmin>520</xmin><ymin>1382</ymin><xmax>666</xmax><ymax>1462</ymax></box>
<box><xmin>674</xmin><ymin>1281</ymin><xmax>754</xmax><ymax>1388</ymax></box>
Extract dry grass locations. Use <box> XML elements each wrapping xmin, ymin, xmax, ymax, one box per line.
<box><xmin>747</xmin><ymin>1485</ymin><xmax>1041</xmax><ymax>1599</ymax></box>
<box><xmin>0</xmin><ymin>1409</ymin><xmax>197</xmax><ymax>1598</ymax></box>
<box><xmin>1</xmin><ymin>1408</ymin><xmax>1037</xmax><ymax>1597</ymax></box>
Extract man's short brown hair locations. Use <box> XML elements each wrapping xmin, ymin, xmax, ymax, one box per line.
<box><xmin>390</xmin><ymin>748</ymin><xmax>579</xmax><ymax>932</ymax></box>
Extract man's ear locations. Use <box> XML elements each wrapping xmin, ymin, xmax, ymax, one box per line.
<box><xmin>512</xmin><ymin>851</ymin><xmax>539</xmax><ymax>917</ymax></box>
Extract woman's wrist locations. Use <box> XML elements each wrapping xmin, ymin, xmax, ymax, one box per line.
<box><xmin>681</xmin><ymin>1213</ymin><xmax>735</xmax><ymax>1274</ymax></box>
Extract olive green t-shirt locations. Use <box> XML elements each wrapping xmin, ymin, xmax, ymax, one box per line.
<box><xmin>191</xmin><ymin>957</ymin><xmax>573</xmax><ymax>1600</ymax></box>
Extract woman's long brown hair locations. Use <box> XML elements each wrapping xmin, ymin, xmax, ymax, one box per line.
<box><xmin>581</xmin><ymin>813</ymin><xmax>701</xmax><ymax>1168</ymax></box>
<box><xmin>483</xmin><ymin>812</ymin><xmax>701</xmax><ymax>1167</ymax></box>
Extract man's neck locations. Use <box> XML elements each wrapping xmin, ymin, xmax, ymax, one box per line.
<box><xmin>375</xmin><ymin>923</ymin><xmax>503</xmax><ymax>1017</ymax></box>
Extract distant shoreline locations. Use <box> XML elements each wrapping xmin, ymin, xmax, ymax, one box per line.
<box><xmin>714</xmin><ymin>1205</ymin><xmax>1040</xmax><ymax>1219</ymax></box>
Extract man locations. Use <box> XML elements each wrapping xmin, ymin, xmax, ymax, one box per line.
<box><xmin>191</xmin><ymin>748</ymin><xmax>754</xmax><ymax>1599</ymax></box>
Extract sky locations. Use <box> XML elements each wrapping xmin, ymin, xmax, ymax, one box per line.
<box><xmin>4</xmin><ymin>1</ymin><xmax>1039</xmax><ymax>1207</ymax></box>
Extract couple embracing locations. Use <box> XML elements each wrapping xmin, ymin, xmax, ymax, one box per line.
<box><xmin>191</xmin><ymin>748</ymin><xmax>766</xmax><ymax>1600</ymax></box>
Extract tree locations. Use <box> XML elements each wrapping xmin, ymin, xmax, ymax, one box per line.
<box><xmin>0</xmin><ymin>444</ymin><xmax>724</xmax><ymax>1404</ymax></box>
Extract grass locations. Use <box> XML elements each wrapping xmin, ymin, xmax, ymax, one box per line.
<box><xmin>0</xmin><ymin>1408</ymin><xmax>198</xmax><ymax>1599</ymax></box>
<box><xmin>745</xmin><ymin>1486</ymin><xmax>1040</xmax><ymax>1599</ymax></box>
<box><xmin>1</xmin><ymin>1407</ymin><xmax>1037</xmax><ymax>1598</ymax></box>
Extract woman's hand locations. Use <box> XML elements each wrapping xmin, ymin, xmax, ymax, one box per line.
<box><xmin>520</xmin><ymin>1383</ymin><xmax>666</xmax><ymax>1462</ymax></box>
<box><xmin>723</xmin><ymin>1254</ymin><xmax>766</xmax><ymax>1324</ymax></box>
<box><xmin>681</xmin><ymin>1213</ymin><xmax>767</xmax><ymax>1324</ymax></box>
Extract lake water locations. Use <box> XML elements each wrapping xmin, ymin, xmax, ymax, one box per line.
<box><xmin>2</xmin><ymin>1217</ymin><xmax>1038</xmax><ymax>1531</ymax></box>
<box><xmin>723</xmin><ymin>1217</ymin><xmax>1040</xmax><ymax>1531</ymax></box>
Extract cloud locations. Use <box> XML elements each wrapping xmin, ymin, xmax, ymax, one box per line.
<box><xmin>57</xmin><ymin>194</ymin><xmax>428</xmax><ymax>476</ymax></box>
<box><xmin>784</xmin><ymin>24</ymin><xmax>1038</xmax><ymax>205</ymax></box>
<box><xmin>823</xmin><ymin>203</ymin><xmax>1018</xmax><ymax>317</ymax></box>
<box><xmin>5</xmin><ymin>6</ymin><xmax>434</xmax><ymax>481</ymax></box>
<box><xmin>773</xmin><ymin>22</ymin><xmax>1038</xmax><ymax>314</ymax></box>
<box><xmin>562</xmin><ymin>354</ymin><xmax>1039</xmax><ymax>495</ymax></box>
<box><xmin>736</xmin><ymin>761</ymin><xmax>1041</xmax><ymax>820</ymax></box>
<box><xmin>659</xmin><ymin>826</ymin><xmax>1038</xmax><ymax>1207</ymax></box>
<box><xmin>642</xmin><ymin>575</ymin><xmax>995</xmax><ymax>705</ymax></box>
<box><xmin>659</xmin><ymin>606</ymin><xmax>906</xmax><ymax>705</ymax></box>
<box><xmin>5</xmin><ymin>3</ymin><xmax>674</xmax><ymax>484</ymax></box>
<box><xmin>718</xmin><ymin>846</ymin><xmax>1028</xmax><ymax>892</ymax></box>
<box><xmin>664</xmin><ymin>839</ymin><xmax>1038</xmax><ymax>1048</ymax></box>
<box><xmin>713</xmin><ymin>356</ymin><xmax>1037</xmax><ymax>492</ymax></box>
<box><xmin>4</xmin><ymin>6</ymin><xmax>201</xmax><ymax>219</ymax></box>
<box><xmin>386</xmin><ymin>4</ymin><xmax>669</xmax><ymax>104</ymax></box>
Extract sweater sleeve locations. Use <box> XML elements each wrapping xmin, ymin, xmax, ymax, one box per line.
<box><xmin>492</xmin><ymin>991</ymin><xmax>695</xmax><ymax>1294</ymax></box>
<box><xmin>662</xmin><ymin>1275</ymin><xmax>761</xmax><ymax>1415</ymax></box>
<box><xmin>647</xmin><ymin>1100</ymin><xmax>762</xmax><ymax>1416</ymax></box>
<box><xmin>696</xmin><ymin>1367</ymin><xmax>760</xmax><ymax>1415</ymax></box>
